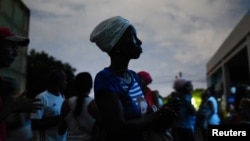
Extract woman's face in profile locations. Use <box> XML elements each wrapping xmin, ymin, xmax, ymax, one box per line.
<box><xmin>116</xmin><ymin>26</ymin><xmax>142</xmax><ymax>59</ymax></box>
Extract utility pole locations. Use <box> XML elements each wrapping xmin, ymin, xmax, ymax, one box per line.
<box><xmin>179</xmin><ymin>72</ymin><xmax>182</xmax><ymax>78</ymax></box>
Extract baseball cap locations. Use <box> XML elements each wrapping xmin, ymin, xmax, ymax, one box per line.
<box><xmin>0</xmin><ymin>27</ymin><xmax>29</xmax><ymax>46</ymax></box>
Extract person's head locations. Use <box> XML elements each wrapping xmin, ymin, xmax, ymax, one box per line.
<box><xmin>0</xmin><ymin>27</ymin><xmax>29</xmax><ymax>68</ymax></box>
<box><xmin>137</xmin><ymin>71</ymin><xmax>152</xmax><ymax>87</ymax></box>
<box><xmin>90</xmin><ymin>16</ymin><xmax>142</xmax><ymax>60</ymax></box>
<box><xmin>173</xmin><ymin>78</ymin><xmax>193</xmax><ymax>93</ymax></box>
<box><xmin>47</xmin><ymin>69</ymin><xmax>67</xmax><ymax>92</ymax></box>
<box><xmin>201</xmin><ymin>89</ymin><xmax>210</xmax><ymax>101</ymax></box>
<box><xmin>73</xmin><ymin>72</ymin><xmax>93</xmax><ymax>117</ymax></box>
<box><xmin>74</xmin><ymin>72</ymin><xmax>93</xmax><ymax>96</ymax></box>
<box><xmin>244</xmin><ymin>86</ymin><xmax>250</xmax><ymax>98</ymax></box>
<box><xmin>239</xmin><ymin>98</ymin><xmax>250</xmax><ymax>109</ymax></box>
<box><xmin>239</xmin><ymin>98</ymin><xmax>250</xmax><ymax>121</ymax></box>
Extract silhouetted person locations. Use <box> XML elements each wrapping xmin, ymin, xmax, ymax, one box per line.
<box><xmin>31</xmin><ymin>69</ymin><xmax>67</xmax><ymax>141</ymax></box>
<box><xmin>172</xmin><ymin>79</ymin><xmax>196</xmax><ymax>141</ymax></box>
<box><xmin>202</xmin><ymin>87</ymin><xmax>221</xmax><ymax>126</ymax></box>
<box><xmin>90</xmin><ymin>16</ymin><xmax>176</xmax><ymax>141</ymax></box>
<box><xmin>238</xmin><ymin>98</ymin><xmax>250</xmax><ymax>125</ymax></box>
<box><xmin>58</xmin><ymin>72</ymin><xmax>97</xmax><ymax>141</ymax></box>
<box><xmin>197</xmin><ymin>87</ymin><xmax>220</xmax><ymax>141</ymax></box>
<box><xmin>0</xmin><ymin>27</ymin><xmax>41</xmax><ymax>141</ymax></box>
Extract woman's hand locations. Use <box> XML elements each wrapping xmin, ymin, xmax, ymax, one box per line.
<box><xmin>154</xmin><ymin>107</ymin><xmax>177</xmax><ymax>131</ymax></box>
<box><xmin>0</xmin><ymin>77</ymin><xmax>18</xmax><ymax>95</ymax></box>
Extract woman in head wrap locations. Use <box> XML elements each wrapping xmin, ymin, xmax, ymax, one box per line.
<box><xmin>90</xmin><ymin>16</ymin><xmax>176</xmax><ymax>141</ymax></box>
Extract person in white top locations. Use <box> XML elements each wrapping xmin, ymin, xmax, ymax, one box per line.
<box><xmin>204</xmin><ymin>87</ymin><xmax>221</xmax><ymax>125</ymax></box>
<box><xmin>58</xmin><ymin>72</ymin><xmax>97</xmax><ymax>141</ymax></box>
<box><xmin>30</xmin><ymin>69</ymin><xmax>67</xmax><ymax>141</ymax></box>
<box><xmin>198</xmin><ymin>87</ymin><xmax>221</xmax><ymax>141</ymax></box>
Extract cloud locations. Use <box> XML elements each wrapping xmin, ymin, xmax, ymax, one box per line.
<box><xmin>23</xmin><ymin>0</ymin><xmax>250</xmax><ymax>97</ymax></box>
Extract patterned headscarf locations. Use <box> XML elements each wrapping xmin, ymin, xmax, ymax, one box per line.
<box><xmin>90</xmin><ymin>16</ymin><xmax>131</xmax><ymax>53</ymax></box>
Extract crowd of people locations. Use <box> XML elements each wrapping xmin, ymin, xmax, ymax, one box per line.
<box><xmin>0</xmin><ymin>16</ymin><xmax>250</xmax><ymax>141</ymax></box>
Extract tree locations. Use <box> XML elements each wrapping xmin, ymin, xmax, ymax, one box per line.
<box><xmin>26</xmin><ymin>49</ymin><xmax>76</xmax><ymax>98</ymax></box>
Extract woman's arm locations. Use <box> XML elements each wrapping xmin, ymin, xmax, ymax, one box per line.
<box><xmin>0</xmin><ymin>98</ymin><xmax>42</xmax><ymax>122</ymax></box>
<box><xmin>88</xmin><ymin>99</ymin><xmax>98</xmax><ymax>119</ymax></box>
<box><xmin>58</xmin><ymin>100</ymin><xmax>69</xmax><ymax>135</ymax></box>
<box><xmin>95</xmin><ymin>90</ymin><xmax>164</xmax><ymax>132</ymax></box>
<box><xmin>0</xmin><ymin>106</ymin><xmax>12</xmax><ymax>122</ymax></box>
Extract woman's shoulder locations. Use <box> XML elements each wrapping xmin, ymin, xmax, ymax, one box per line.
<box><xmin>96</xmin><ymin>68</ymin><xmax>111</xmax><ymax>76</ymax></box>
<box><xmin>127</xmin><ymin>69</ymin><xmax>140</xmax><ymax>79</ymax></box>
<box><xmin>68</xmin><ymin>96</ymin><xmax>77</xmax><ymax>102</ymax></box>
<box><xmin>127</xmin><ymin>69</ymin><xmax>137</xmax><ymax>74</ymax></box>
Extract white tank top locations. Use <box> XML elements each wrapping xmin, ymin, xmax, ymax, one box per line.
<box><xmin>65</xmin><ymin>96</ymin><xmax>96</xmax><ymax>141</ymax></box>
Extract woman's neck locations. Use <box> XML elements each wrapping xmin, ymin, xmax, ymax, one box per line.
<box><xmin>109</xmin><ymin>56</ymin><xmax>130</xmax><ymax>71</ymax></box>
<box><xmin>108</xmin><ymin>64</ymin><xmax>132</xmax><ymax>85</ymax></box>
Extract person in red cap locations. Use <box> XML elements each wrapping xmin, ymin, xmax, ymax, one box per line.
<box><xmin>137</xmin><ymin>71</ymin><xmax>162</xmax><ymax>111</ymax></box>
<box><xmin>0</xmin><ymin>27</ymin><xmax>29</xmax><ymax>67</ymax></box>
<box><xmin>0</xmin><ymin>27</ymin><xmax>41</xmax><ymax>141</ymax></box>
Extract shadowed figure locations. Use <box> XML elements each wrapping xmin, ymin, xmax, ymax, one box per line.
<box><xmin>58</xmin><ymin>72</ymin><xmax>98</xmax><ymax>141</ymax></box>
<box><xmin>171</xmin><ymin>79</ymin><xmax>197</xmax><ymax>141</ymax></box>
<box><xmin>0</xmin><ymin>27</ymin><xmax>42</xmax><ymax>141</ymax></box>
<box><xmin>30</xmin><ymin>69</ymin><xmax>67</xmax><ymax>141</ymax></box>
<box><xmin>90</xmin><ymin>16</ymin><xmax>176</xmax><ymax>141</ymax></box>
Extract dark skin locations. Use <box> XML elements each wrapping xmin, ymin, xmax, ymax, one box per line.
<box><xmin>0</xmin><ymin>97</ymin><xmax>42</xmax><ymax>122</ymax></box>
<box><xmin>201</xmin><ymin>90</ymin><xmax>214</xmax><ymax>118</ymax></box>
<box><xmin>0</xmin><ymin>39</ymin><xmax>18</xmax><ymax>68</ymax></box>
<box><xmin>31</xmin><ymin>91</ymin><xmax>61</xmax><ymax>130</ymax></box>
<box><xmin>177</xmin><ymin>91</ymin><xmax>197</xmax><ymax>115</ymax></box>
<box><xmin>57</xmin><ymin>100</ymin><xmax>70</xmax><ymax>135</ymax></box>
<box><xmin>58</xmin><ymin>72</ymin><xmax>98</xmax><ymax>135</ymax></box>
<box><xmin>31</xmin><ymin>71</ymin><xmax>67</xmax><ymax>130</ymax></box>
<box><xmin>95</xmin><ymin>26</ymin><xmax>174</xmax><ymax>133</ymax></box>
<box><xmin>0</xmin><ymin>39</ymin><xmax>42</xmax><ymax>122</ymax></box>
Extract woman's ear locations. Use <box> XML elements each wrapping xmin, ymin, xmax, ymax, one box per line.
<box><xmin>109</xmin><ymin>46</ymin><xmax>120</xmax><ymax>56</ymax></box>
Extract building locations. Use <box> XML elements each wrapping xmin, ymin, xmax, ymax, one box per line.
<box><xmin>206</xmin><ymin>10</ymin><xmax>250</xmax><ymax>114</ymax></box>
<box><xmin>0</xmin><ymin>0</ymin><xmax>30</xmax><ymax>96</ymax></box>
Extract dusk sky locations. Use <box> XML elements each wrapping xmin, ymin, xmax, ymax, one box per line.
<box><xmin>23</xmin><ymin>0</ymin><xmax>250</xmax><ymax>97</ymax></box>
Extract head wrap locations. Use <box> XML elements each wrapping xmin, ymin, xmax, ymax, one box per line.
<box><xmin>138</xmin><ymin>71</ymin><xmax>152</xmax><ymax>85</ymax></box>
<box><xmin>90</xmin><ymin>16</ymin><xmax>131</xmax><ymax>53</ymax></box>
